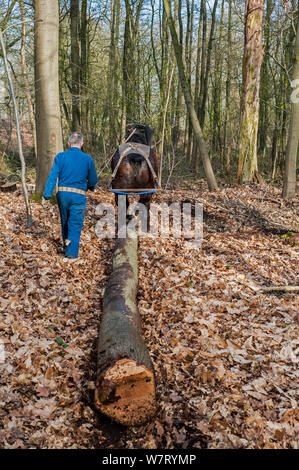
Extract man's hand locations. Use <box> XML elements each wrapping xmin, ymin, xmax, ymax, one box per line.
<box><xmin>42</xmin><ymin>196</ymin><xmax>50</xmax><ymax>207</ymax></box>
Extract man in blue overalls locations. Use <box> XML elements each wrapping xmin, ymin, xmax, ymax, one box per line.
<box><xmin>43</xmin><ymin>132</ymin><xmax>98</xmax><ymax>259</ymax></box>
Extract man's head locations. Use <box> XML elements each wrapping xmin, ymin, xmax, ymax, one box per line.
<box><xmin>68</xmin><ymin>132</ymin><xmax>84</xmax><ymax>149</ymax></box>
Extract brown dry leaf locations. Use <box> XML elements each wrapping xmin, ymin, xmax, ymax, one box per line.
<box><xmin>0</xmin><ymin>184</ymin><xmax>298</xmax><ymax>449</ymax></box>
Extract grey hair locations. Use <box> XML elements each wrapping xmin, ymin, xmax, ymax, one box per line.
<box><xmin>68</xmin><ymin>132</ymin><xmax>83</xmax><ymax>144</ymax></box>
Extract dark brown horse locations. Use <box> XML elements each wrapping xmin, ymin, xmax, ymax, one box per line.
<box><xmin>111</xmin><ymin>124</ymin><xmax>159</xmax><ymax>228</ymax></box>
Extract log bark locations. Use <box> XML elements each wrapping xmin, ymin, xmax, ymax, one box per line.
<box><xmin>0</xmin><ymin>182</ymin><xmax>17</xmax><ymax>192</ymax></box>
<box><xmin>95</xmin><ymin>230</ymin><xmax>156</xmax><ymax>425</ymax></box>
<box><xmin>250</xmin><ymin>285</ymin><xmax>299</xmax><ymax>293</ymax></box>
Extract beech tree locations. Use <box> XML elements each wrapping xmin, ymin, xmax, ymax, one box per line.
<box><xmin>34</xmin><ymin>0</ymin><xmax>63</xmax><ymax>197</ymax></box>
<box><xmin>70</xmin><ymin>0</ymin><xmax>80</xmax><ymax>131</ymax></box>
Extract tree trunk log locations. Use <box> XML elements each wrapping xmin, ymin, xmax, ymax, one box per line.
<box><xmin>251</xmin><ymin>285</ymin><xmax>299</xmax><ymax>293</ymax></box>
<box><xmin>95</xmin><ymin>230</ymin><xmax>156</xmax><ymax>425</ymax></box>
<box><xmin>0</xmin><ymin>182</ymin><xmax>17</xmax><ymax>193</ymax></box>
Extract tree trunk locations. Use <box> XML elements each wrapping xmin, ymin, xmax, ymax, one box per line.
<box><xmin>70</xmin><ymin>0</ymin><xmax>80</xmax><ymax>131</ymax></box>
<box><xmin>95</xmin><ymin>231</ymin><xmax>156</xmax><ymax>426</ymax></box>
<box><xmin>192</xmin><ymin>1</ymin><xmax>203</xmax><ymax>172</ymax></box>
<box><xmin>200</xmin><ymin>0</ymin><xmax>218</xmax><ymax>129</ymax></box>
<box><xmin>163</xmin><ymin>0</ymin><xmax>218</xmax><ymax>191</ymax></box>
<box><xmin>223</xmin><ymin>0</ymin><xmax>232</xmax><ymax>166</ymax></box>
<box><xmin>34</xmin><ymin>0</ymin><xmax>63</xmax><ymax>197</ymax></box>
<box><xmin>258</xmin><ymin>0</ymin><xmax>273</xmax><ymax>157</ymax></box>
<box><xmin>199</xmin><ymin>0</ymin><xmax>207</xmax><ymax>124</ymax></box>
<box><xmin>185</xmin><ymin>0</ymin><xmax>194</xmax><ymax>161</ymax></box>
<box><xmin>19</xmin><ymin>0</ymin><xmax>37</xmax><ymax>159</ymax></box>
<box><xmin>0</xmin><ymin>31</ymin><xmax>32</xmax><ymax>224</ymax></box>
<box><xmin>107</xmin><ymin>0</ymin><xmax>120</xmax><ymax>150</ymax></box>
<box><xmin>211</xmin><ymin>0</ymin><xmax>224</xmax><ymax>156</ymax></box>
<box><xmin>237</xmin><ymin>0</ymin><xmax>264</xmax><ymax>183</ymax></box>
<box><xmin>283</xmin><ymin>11</ymin><xmax>299</xmax><ymax>198</ymax></box>
<box><xmin>80</xmin><ymin>0</ymin><xmax>88</xmax><ymax>135</ymax></box>
<box><xmin>172</xmin><ymin>0</ymin><xmax>183</xmax><ymax>148</ymax></box>
<box><xmin>121</xmin><ymin>0</ymin><xmax>143</xmax><ymax>138</ymax></box>
<box><xmin>0</xmin><ymin>181</ymin><xmax>17</xmax><ymax>192</ymax></box>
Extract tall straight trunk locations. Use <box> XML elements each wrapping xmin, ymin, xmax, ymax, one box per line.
<box><xmin>237</xmin><ymin>0</ymin><xmax>264</xmax><ymax>184</ymax></box>
<box><xmin>258</xmin><ymin>0</ymin><xmax>273</xmax><ymax>156</ymax></box>
<box><xmin>86</xmin><ymin>11</ymin><xmax>92</xmax><ymax>138</ymax></box>
<box><xmin>211</xmin><ymin>0</ymin><xmax>225</xmax><ymax>155</ymax></box>
<box><xmin>102</xmin><ymin>0</ymin><xmax>116</xmax><ymax>136</ymax></box>
<box><xmin>172</xmin><ymin>0</ymin><xmax>183</xmax><ymax>147</ymax></box>
<box><xmin>121</xmin><ymin>3</ymin><xmax>130</xmax><ymax>140</ymax></box>
<box><xmin>0</xmin><ymin>30</ymin><xmax>32</xmax><ymax>225</ymax></box>
<box><xmin>269</xmin><ymin>38</ymin><xmax>279</xmax><ymax>180</ymax></box>
<box><xmin>163</xmin><ymin>0</ymin><xmax>218</xmax><ymax>191</ymax></box>
<box><xmin>283</xmin><ymin>12</ymin><xmax>299</xmax><ymax>198</ymax></box>
<box><xmin>80</xmin><ymin>0</ymin><xmax>88</xmax><ymax>135</ymax></box>
<box><xmin>59</xmin><ymin>22</ymin><xmax>71</xmax><ymax>129</ymax></box>
<box><xmin>107</xmin><ymin>0</ymin><xmax>120</xmax><ymax>149</ymax></box>
<box><xmin>19</xmin><ymin>0</ymin><xmax>37</xmax><ymax>159</ymax></box>
<box><xmin>114</xmin><ymin>0</ymin><xmax>121</xmax><ymax>140</ymax></box>
<box><xmin>185</xmin><ymin>0</ymin><xmax>194</xmax><ymax>160</ymax></box>
<box><xmin>199</xmin><ymin>0</ymin><xmax>207</xmax><ymax>122</ymax></box>
<box><xmin>70</xmin><ymin>0</ymin><xmax>80</xmax><ymax>131</ymax></box>
<box><xmin>223</xmin><ymin>0</ymin><xmax>232</xmax><ymax>165</ymax></box>
<box><xmin>158</xmin><ymin>1</ymin><xmax>170</xmax><ymax>162</ymax></box>
<box><xmin>192</xmin><ymin>2</ymin><xmax>204</xmax><ymax>172</ymax></box>
<box><xmin>121</xmin><ymin>0</ymin><xmax>143</xmax><ymax>138</ymax></box>
<box><xmin>34</xmin><ymin>0</ymin><xmax>63</xmax><ymax>196</ymax></box>
<box><xmin>200</xmin><ymin>0</ymin><xmax>218</xmax><ymax>129</ymax></box>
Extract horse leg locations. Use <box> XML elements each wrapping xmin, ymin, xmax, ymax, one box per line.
<box><xmin>139</xmin><ymin>195</ymin><xmax>151</xmax><ymax>232</ymax></box>
<box><xmin>115</xmin><ymin>193</ymin><xmax>130</xmax><ymax>233</ymax></box>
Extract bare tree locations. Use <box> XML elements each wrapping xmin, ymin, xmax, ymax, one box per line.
<box><xmin>163</xmin><ymin>0</ymin><xmax>218</xmax><ymax>191</ymax></box>
<box><xmin>237</xmin><ymin>0</ymin><xmax>264</xmax><ymax>184</ymax></box>
<box><xmin>19</xmin><ymin>0</ymin><xmax>37</xmax><ymax>159</ymax></box>
<box><xmin>0</xmin><ymin>25</ymin><xmax>32</xmax><ymax>225</ymax></box>
<box><xmin>283</xmin><ymin>10</ymin><xmax>299</xmax><ymax>198</ymax></box>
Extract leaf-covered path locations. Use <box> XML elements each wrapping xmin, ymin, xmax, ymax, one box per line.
<box><xmin>0</xmin><ymin>184</ymin><xmax>298</xmax><ymax>449</ymax></box>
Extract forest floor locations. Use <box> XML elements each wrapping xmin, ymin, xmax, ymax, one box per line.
<box><xmin>0</xmin><ymin>182</ymin><xmax>298</xmax><ymax>449</ymax></box>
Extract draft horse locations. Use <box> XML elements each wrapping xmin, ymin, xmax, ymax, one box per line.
<box><xmin>110</xmin><ymin>123</ymin><xmax>159</xmax><ymax>230</ymax></box>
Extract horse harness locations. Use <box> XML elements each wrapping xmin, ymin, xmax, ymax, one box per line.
<box><xmin>109</xmin><ymin>142</ymin><xmax>159</xmax><ymax>197</ymax></box>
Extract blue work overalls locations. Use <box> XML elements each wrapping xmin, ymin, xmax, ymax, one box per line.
<box><xmin>43</xmin><ymin>147</ymin><xmax>98</xmax><ymax>258</ymax></box>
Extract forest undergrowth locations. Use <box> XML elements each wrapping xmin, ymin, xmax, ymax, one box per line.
<box><xmin>0</xmin><ymin>182</ymin><xmax>298</xmax><ymax>449</ymax></box>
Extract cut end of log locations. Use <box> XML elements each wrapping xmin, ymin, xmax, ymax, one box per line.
<box><xmin>95</xmin><ymin>359</ymin><xmax>156</xmax><ymax>426</ymax></box>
